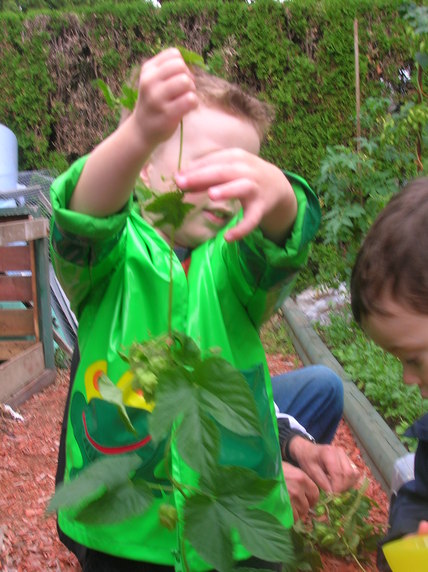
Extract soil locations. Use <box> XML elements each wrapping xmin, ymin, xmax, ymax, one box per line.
<box><xmin>0</xmin><ymin>355</ymin><xmax>389</xmax><ymax>572</ymax></box>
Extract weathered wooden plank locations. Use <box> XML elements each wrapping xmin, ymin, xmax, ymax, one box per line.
<box><xmin>0</xmin><ymin>342</ymin><xmax>44</xmax><ymax>402</ymax></box>
<box><xmin>0</xmin><ymin>275</ymin><xmax>33</xmax><ymax>302</ymax></box>
<box><xmin>0</xmin><ymin>308</ymin><xmax>35</xmax><ymax>337</ymax></box>
<box><xmin>0</xmin><ymin>219</ymin><xmax>49</xmax><ymax>245</ymax></box>
<box><xmin>0</xmin><ymin>245</ymin><xmax>31</xmax><ymax>271</ymax></box>
<box><xmin>34</xmin><ymin>237</ymin><xmax>54</xmax><ymax>368</ymax></box>
<box><xmin>0</xmin><ymin>340</ymin><xmax>35</xmax><ymax>360</ymax></box>
<box><xmin>29</xmin><ymin>241</ymin><xmax>40</xmax><ymax>340</ymax></box>
<box><xmin>5</xmin><ymin>368</ymin><xmax>56</xmax><ymax>408</ymax></box>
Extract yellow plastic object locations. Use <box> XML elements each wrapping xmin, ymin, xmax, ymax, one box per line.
<box><xmin>382</xmin><ymin>534</ymin><xmax>428</xmax><ymax>571</ymax></box>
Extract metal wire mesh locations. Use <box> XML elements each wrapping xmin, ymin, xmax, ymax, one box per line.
<box><xmin>0</xmin><ymin>171</ymin><xmax>53</xmax><ymax>217</ymax></box>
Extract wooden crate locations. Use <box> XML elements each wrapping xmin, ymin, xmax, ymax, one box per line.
<box><xmin>0</xmin><ymin>216</ymin><xmax>55</xmax><ymax>407</ymax></box>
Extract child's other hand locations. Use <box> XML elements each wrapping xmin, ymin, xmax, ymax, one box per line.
<box><xmin>134</xmin><ymin>48</ymin><xmax>198</xmax><ymax>148</ymax></box>
<box><xmin>175</xmin><ymin>149</ymin><xmax>298</xmax><ymax>244</ymax></box>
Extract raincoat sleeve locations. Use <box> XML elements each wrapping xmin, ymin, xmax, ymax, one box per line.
<box><xmin>49</xmin><ymin>155</ymin><xmax>131</xmax><ymax>318</ymax></box>
<box><xmin>220</xmin><ymin>171</ymin><xmax>321</xmax><ymax>327</ymax></box>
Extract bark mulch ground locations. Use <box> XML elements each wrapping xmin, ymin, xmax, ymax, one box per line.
<box><xmin>0</xmin><ymin>356</ymin><xmax>389</xmax><ymax>571</ymax></box>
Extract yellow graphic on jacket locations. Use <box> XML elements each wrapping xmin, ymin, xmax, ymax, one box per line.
<box><xmin>84</xmin><ymin>360</ymin><xmax>154</xmax><ymax>411</ymax></box>
<box><xmin>69</xmin><ymin>360</ymin><xmax>165</xmax><ymax>483</ymax></box>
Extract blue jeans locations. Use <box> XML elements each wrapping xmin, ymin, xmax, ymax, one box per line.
<box><xmin>271</xmin><ymin>365</ymin><xmax>344</xmax><ymax>444</ymax></box>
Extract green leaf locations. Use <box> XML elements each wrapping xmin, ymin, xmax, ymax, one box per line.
<box><xmin>118</xmin><ymin>347</ymin><xmax>130</xmax><ymax>363</ymax></box>
<box><xmin>184</xmin><ymin>484</ymin><xmax>294</xmax><ymax>570</ymax></box>
<box><xmin>176</xmin><ymin>410</ymin><xmax>220</xmax><ymax>475</ymax></box>
<box><xmin>290</xmin><ymin>527</ymin><xmax>323</xmax><ymax>572</ymax></box>
<box><xmin>135</xmin><ymin>179</ymin><xmax>155</xmax><ymax>202</ymax></box>
<box><xmin>177</xmin><ymin>46</ymin><xmax>209</xmax><ymax>71</ymax></box>
<box><xmin>232</xmin><ymin>507</ymin><xmax>295</xmax><ymax>564</ymax></box>
<box><xmin>75</xmin><ymin>480</ymin><xmax>153</xmax><ymax>525</ymax></box>
<box><xmin>47</xmin><ymin>454</ymin><xmax>142</xmax><ymax>512</ymax></box>
<box><xmin>171</xmin><ymin>331</ymin><xmax>201</xmax><ymax>367</ymax></box>
<box><xmin>120</xmin><ymin>83</ymin><xmax>138</xmax><ymax>111</ymax></box>
<box><xmin>98</xmin><ymin>374</ymin><xmax>136</xmax><ymax>434</ymax></box>
<box><xmin>127</xmin><ymin>335</ymin><xmax>173</xmax><ymax>371</ymax></box>
<box><xmin>345</xmin><ymin>203</ymin><xmax>366</xmax><ymax>218</ymax></box>
<box><xmin>200</xmin><ymin>466</ymin><xmax>278</xmax><ymax>503</ymax></box>
<box><xmin>145</xmin><ymin>191</ymin><xmax>195</xmax><ymax>230</ymax></box>
<box><xmin>347</xmin><ymin>532</ymin><xmax>361</xmax><ymax>553</ymax></box>
<box><xmin>196</xmin><ymin>467</ymin><xmax>291</xmax><ymax>566</ymax></box>
<box><xmin>195</xmin><ymin>357</ymin><xmax>261</xmax><ymax>436</ymax></box>
<box><xmin>415</xmin><ymin>51</ymin><xmax>428</xmax><ymax>70</ymax></box>
<box><xmin>92</xmin><ymin>78</ymin><xmax>119</xmax><ymax>110</ymax></box>
<box><xmin>184</xmin><ymin>493</ymin><xmax>234</xmax><ymax>572</ymax></box>
<box><xmin>149</xmin><ymin>367</ymin><xmax>194</xmax><ymax>442</ymax></box>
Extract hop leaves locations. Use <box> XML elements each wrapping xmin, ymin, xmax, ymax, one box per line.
<box><xmin>159</xmin><ymin>504</ymin><xmax>178</xmax><ymax>531</ymax></box>
<box><xmin>144</xmin><ymin>190</ymin><xmax>195</xmax><ymax>230</ymax></box>
<box><xmin>133</xmin><ymin>369</ymin><xmax>158</xmax><ymax>402</ymax></box>
<box><xmin>293</xmin><ymin>479</ymin><xmax>386</xmax><ymax>570</ymax></box>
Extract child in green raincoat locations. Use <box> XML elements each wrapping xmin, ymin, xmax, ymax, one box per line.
<box><xmin>50</xmin><ymin>48</ymin><xmax>321</xmax><ymax>571</ymax></box>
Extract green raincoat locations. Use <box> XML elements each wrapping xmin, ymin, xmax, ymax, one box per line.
<box><xmin>50</xmin><ymin>155</ymin><xmax>321</xmax><ymax>569</ymax></box>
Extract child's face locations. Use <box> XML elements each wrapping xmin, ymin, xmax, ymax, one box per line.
<box><xmin>363</xmin><ymin>295</ymin><xmax>428</xmax><ymax>398</ymax></box>
<box><xmin>141</xmin><ymin>103</ymin><xmax>261</xmax><ymax>248</ymax></box>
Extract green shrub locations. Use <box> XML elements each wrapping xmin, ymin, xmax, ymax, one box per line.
<box><xmin>0</xmin><ymin>0</ymin><xmax>416</xmax><ymax>179</ymax></box>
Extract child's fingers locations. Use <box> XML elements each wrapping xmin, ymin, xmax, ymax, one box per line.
<box><xmin>139</xmin><ymin>49</ymin><xmax>196</xmax><ymax>109</ymax></box>
<box><xmin>150</xmin><ymin>75</ymin><xmax>197</xmax><ymax>110</ymax></box>
<box><xmin>153</xmin><ymin>55</ymin><xmax>194</xmax><ymax>83</ymax></box>
<box><xmin>175</xmin><ymin>165</ymin><xmax>229</xmax><ymax>191</ymax></box>
<box><xmin>144</xmin><ymin>47</ymin><xmax>188</xmax><ymax>77</ymax></box>
<box><xmin>162</xmin><ymin>94</ymin><xmax>198</xmax><ymax>126</ymax></box>
<box><xmin>208</xmin><ymin>179</ymin><xmax>255</xmax><ymax>202</ymax></box>
<box><xmin>176</xmin><ymin>164</ymin><xmax>253</xmax><ymax>195</ymax></box>
<box><xmin>136</xmin><ymin>50</ymin><xmax>198</xmax><ymax>140</ymax></box>
<box><xmin>224</xmin><ymin>202</ymin><xmax>263</xmax><ymax>242</ymax></box>
<box><xmin>152</xmin><ymin>47</ymin><xmax>183</xmax><ymax>64</ymax></box>
<box><xmin>141</xmin><ymin>61</ymin><xmax>195</xmax><ymax>103</ymax></box>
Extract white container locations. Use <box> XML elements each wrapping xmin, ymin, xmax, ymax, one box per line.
<box><xmin>0</xmin><ymin>124</ymin><xmax>18</xmax><ymax>192</ymax></box>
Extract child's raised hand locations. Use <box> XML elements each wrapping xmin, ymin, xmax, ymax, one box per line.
<box><xmin>134</xmin><ymin>48</ymin><xmax>198</xmax><ymax>148</ymax></box>
<box><xmin>175</xmin><ymin>149</ymin><xmax>298</xmax><ymax>244</ymax></box>
<box><xmin>70</xmin><ymin>48</ymin><xmax>198</xmax><ymax>216</ymax></box>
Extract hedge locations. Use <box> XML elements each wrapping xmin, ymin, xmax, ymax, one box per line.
<box><xmin>0</xmin><ymin>0</ymin><xmax>415</xmax><ymax>181</ymax></box>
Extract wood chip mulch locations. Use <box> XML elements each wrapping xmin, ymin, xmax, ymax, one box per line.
<box><xmin>0</xmin><ymin>356</ymin><xmax>389</xmax><ymax>571</ymax></box>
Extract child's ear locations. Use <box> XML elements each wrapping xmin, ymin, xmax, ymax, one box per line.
<box><xmin>139</xmin><ymin>164</ymin><xmax>152</xmax><ymax>186</ymax></box>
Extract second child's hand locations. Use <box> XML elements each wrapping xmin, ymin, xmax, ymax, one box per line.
<box><xmin>288</xmin><ymin>437</ymin><xmax>360</xmax><ymax>494</ymax></box>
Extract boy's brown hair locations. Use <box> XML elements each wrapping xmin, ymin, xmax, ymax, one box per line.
<box><xmin>120</xmin><ymin>63</ymin><xmax>275</xmax><ymax>140</ymax></box>
<box><xmin>351</xmin><ymin>177</ymin><xmax>428</xmax><ymax>324</ymax></box>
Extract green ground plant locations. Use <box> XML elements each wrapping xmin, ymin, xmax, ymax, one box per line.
<box><xmin>301</xmin><ymin>92</ymin><xmax>427</xmax><ymax>289</ymax></box>
<box><xmin>292</xmin><ymin>479</ymin><xmax>385</xmax><ymax>571</ymax></box>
